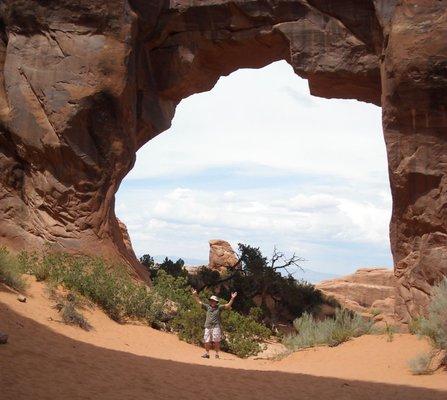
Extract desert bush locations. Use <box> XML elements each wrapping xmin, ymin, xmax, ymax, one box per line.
<box><xmin>376</xmin><ymin>322</ymin><xmax>397</xmax><ymax>342</ymax></box>
<box><xmin>154</xmin><ymin>270</ymin><xmax>271</xmax><ymax>358</ymax></box>
<box><xmin>20</xmin><ymin>253</ymin><xmax>270</xmax><ymax>358</ymax></box>
<box><xmin>21</xmin><ymin>251</ymin><xmax>163</xmax><ymax>324</ymax></box>
<box><xmin>408</xmin><ymin>317</ymin><xmax>423</xmax><ymax>335</ymax></box>
<box><xmin>283</xmin><ymin>308</ymin><xmax>372</xmax><ymax>350</ymax></box>
<box><xmin>416</xmin><ymin>278</ymin><xmax>447</xmax><ymax>351</ymax></box>
<box><xmin>170</xmin><ymin>304</ymin><xmax>271</xmax><ymax>358</ymax></box>
<box><xmin>53</xmin><ymin>292</ymin><xmax>93</xmax><ymax>331</ymax></box>
<box><xmin>184</xmin><ymin>244</ymin><xmax>331</xmax><ymax>327</ymax></box>
<box><xmin>60</xmin><ymin>301</ymin><xmax>92</xmax><ymax>331</ymax></box>
<box><xmin>0</xmin><ymin>247</ymin><xmax>27</xmax><ymax>292</ymax></box>
<box><xmin>220</xmin><ymin>309</ymin><xmax>271</xmax><ymax>357</ymax></box>
<box><xmin>405</xmin><ymin>279</ymin><xmax>447</xmax><ymax>372</ymax></box>
<box><xmin>408</xmin><ymin>352</ymin><xmax>434</xmax><ymax>375</ymax></box>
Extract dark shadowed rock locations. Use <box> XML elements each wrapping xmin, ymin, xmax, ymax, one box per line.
<box><xmin>0</xmin><ymin>331</ymin><xmax>8</xmax><ymax>344</ymax></box>
<box><xmin>0</xmin><ymin>0</ymin><xmax>446</xmax><ymax>320</ymax></box>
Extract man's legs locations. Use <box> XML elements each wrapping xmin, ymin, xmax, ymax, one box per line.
<box><xmin>214</xmin><ymin>341</ymin><xmax>220</xmax><ymax>358</ymax></box>
<box><xmin>204</xmin><ymin>341</ymin><xmax>211</xmax><ymax>354</ymax></box>
<box><xmin>202</xmin><ymin>328</ymin><xmax>211</xmax><ymax>358</ymax></box>
<box><xmin>212</xmin><ymin>326</ymin><xmax>221</xmax><ymax>358</ymax></box>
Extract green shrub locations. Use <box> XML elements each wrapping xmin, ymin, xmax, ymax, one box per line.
<box><xmin>283</xmin><ymin>308</ymin><xmax>372</xmax><ymax>350</ymax></box>
<box><xmin>20</xmin><ymin>253</ymin><xmax>270</xmax><ymax>358</ymax></box>
<box><xmin>221</xmin><ymin>310</ymin><xmax>271</xmax><ymax>357</ymax></box>
<box><xmin>416</xmin><ymin>278</ymin><xmax>447</xmax><ymax>351</ymax></box>
<box><xmin>408</xmin><ymin>352</ymin><xmax>433</xmax><ymax>375</ymax></box>
<box><xmin>0</xmin><ymin>247</ymin><xmax>27</xmax><ymax>292</ymax></box>
<box><xmin>154</xmin><ymin>270</ymin><xmax>271</xmax><ymax>358</ymax></box>
<box><xmin>21</xmin><ymin>251</ymin><xmax>162</xmax><ymax>324</ymax></box>
<box><xmin>409</xmin><ymin>317</ymin><xmax>423</xmax><ymax>335</ymax></box>
<box><xmin>385</xmin><ymin>322</ymin><xmax>396</xmax><ymax>342</ymax></box>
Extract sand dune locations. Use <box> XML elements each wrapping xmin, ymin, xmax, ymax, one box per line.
<box><xmin>1</xmin><ymin>278</ymin><xmax>446</xmax><ymax>400</ymax></box>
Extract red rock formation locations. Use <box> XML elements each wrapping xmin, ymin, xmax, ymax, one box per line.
<box><xmin>0</xmin><ymin>0</ymin><xmax>446</xmax><ymax>320</ymax></box>
<box><xmin>317</xmin><ymin>268</ymin><xmax>396</xmax><ymax>317</ymax></box>
<box><xmin>208</xmin><ymin>240</ymin><xmax>239</xmax><ymax>271</ymax></box>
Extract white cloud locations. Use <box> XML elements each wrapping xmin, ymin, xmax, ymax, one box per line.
<box><xmin>116</xmin><ymin>61</ymin><xmax>393</xmax><ymax>275</ymax></box>
<box><xmin>117</xmin><ymin>184</ymin><xmax>392</xmax><ymax>273</ymax></box>
<box><xmin>127</xmin><ymin>61</ymin><xmax>384</xmax><ymax>182</ymax></box>
<box><xmin>286</xmin><ymin>194</ymin><xmax>339</xmax><ymax>211</ymax></box>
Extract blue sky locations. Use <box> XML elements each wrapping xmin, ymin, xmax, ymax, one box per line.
<box><xmin>116</xmin><ymin>61</ymin><xmax>393</xmax><ymax>275</ymax></box>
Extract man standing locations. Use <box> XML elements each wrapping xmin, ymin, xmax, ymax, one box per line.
<box><xmin>192</xmin><ymin>289</ymin><xmax>237</xmax><ymax>359</ymax></box>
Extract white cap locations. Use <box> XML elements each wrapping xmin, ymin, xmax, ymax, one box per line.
<box><xmin>209</xmin><ymin>295</ymin><xmax>219</xmax><ymax>302</ymax></box>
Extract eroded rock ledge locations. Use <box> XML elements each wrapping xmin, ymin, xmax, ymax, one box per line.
<box><xmin>0</xmin><ymin>0</ymin><xmax>446</xmax><ymax>320</ymax></box>
<box><xmin>317</xmin><ymin>268</ymin><xmax>396</xmax><ymax>325</ymax></box>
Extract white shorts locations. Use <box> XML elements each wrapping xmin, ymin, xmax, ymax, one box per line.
<box><xmin>203</xmin><ymin>326</ymin><xmax>222</xmax><ymax>343</ymax></box>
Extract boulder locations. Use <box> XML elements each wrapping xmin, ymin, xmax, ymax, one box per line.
<box><xmin>17</xmin><ymin>294</ymin><xmax>27</xmax><ymax>303</ymax></box>
<box><xmin>208</xmin><ymin>240</ymin><xmax>239</xmax><ymax>271</ymax></box>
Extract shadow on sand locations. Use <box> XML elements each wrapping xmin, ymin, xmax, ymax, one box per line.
<box><xmin>1</xmin><ymin>303</ymin><xmax>446</xmax><ymax>400</ymax></box>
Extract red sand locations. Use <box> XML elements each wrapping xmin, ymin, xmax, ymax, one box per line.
<box><xmin>1</xmin><ymin>277</ymin><xmax>446</xmax><ymax>400</ymax></box>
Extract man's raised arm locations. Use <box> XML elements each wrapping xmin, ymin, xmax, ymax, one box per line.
<box><xmin>222</xmin><ymin>292</ymin><xmax>237</xmax><ymax>309</ymax></box>
<box><xmin>192</xmin><ymin>289</ymin><xmax>203</xmax><ymax>306</ymax></box>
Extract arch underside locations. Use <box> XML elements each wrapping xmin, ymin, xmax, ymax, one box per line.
<box><xmin>0</xmin><ymin>0</ymin><xmax>446</xmax><ymax>321</ymax></box>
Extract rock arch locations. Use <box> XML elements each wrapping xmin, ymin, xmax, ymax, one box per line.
<box><xmin>0</xmin><ymin>0</ymin><xmax>446</xmax><ymax>321</ymax></box>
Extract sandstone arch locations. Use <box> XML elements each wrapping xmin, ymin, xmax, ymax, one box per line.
<box><xmin>0</xmin><ymin>1</ymin><xmax>446</xmax><ymax>322</ymax></box>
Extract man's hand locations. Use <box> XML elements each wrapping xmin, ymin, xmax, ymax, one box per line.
<box><xmin>191</xmin><ymin>289</ymin><xmax>202</xmax><ymax>305</ymax></box>
<box><xmin>223</xmin><ymin>292</ymin><xmax>238</xmax><ymax>309</ymax></box>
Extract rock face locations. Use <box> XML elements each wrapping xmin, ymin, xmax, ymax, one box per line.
<box><xmin>208</xmin><ymin>240</ymin><xmax>239</xmax><ymax>271</ymax></box>
<box><xmin>317</xmin><ymin>268</ymin><xmax>396</xmax><ymax>317</ymax></box>
<box><xmin>0</xmin><ymin>1</ymin><xmax>446</xmax><ymax>320</ymax></box>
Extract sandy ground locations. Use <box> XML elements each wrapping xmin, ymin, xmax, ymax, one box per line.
<box><xmin>1</xmin><ymin>277</ymin><xmax>446</xmax><ymax>400</ymax></box>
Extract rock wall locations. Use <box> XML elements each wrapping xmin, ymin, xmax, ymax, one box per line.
<box><xmin>317</xmin><ymin>268</ymin><xmax>396</xmax><ymax>322</ymax></box>
<box><xmin>0</xmin><ymin>0</ymin><xmax>446</xmax><ymax>320</ymax></box>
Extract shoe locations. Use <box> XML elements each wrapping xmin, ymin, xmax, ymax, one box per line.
<box><xmin>201</xmin><ymin>353</ymin><xmax>210</xmax><ymax>359</ymax></box>
<box><xmin>215</xmin><ymin>354</ymin><xmax>220</xmax><ymax>359</ymax></box>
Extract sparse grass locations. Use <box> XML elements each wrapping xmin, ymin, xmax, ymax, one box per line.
<box><xmin>416</xmin><ymin>278</ymin><xmax>447</xmax><ymax>351</ymax></box>
<box><xmin>19</xmin><ymin>251</ymin><xmax>163</xmax><ymax>324</ymax></box>
<box><xmin>370</xmin><ymin>308</ymin><xmax>381</xmax><ymax>317</ymax></box>
<box><xmin>269</xmin><ymin>348</ymin><xmax>292</xmax><ymax>361</ymax></box>
<box><xmin>283</xmin><ymin>308</ymin><xmax>373</xmax><ymax>350</ymax></box>
<box><xmin>408</xmin><ymin>352</ymin><xmax>434</xmax><ymax>375</ymax></box>
<box><xmin>407</xmin><ymin>278</ymin><xmax>447</xmax><ymax>372</ymax></box>
<box><xmin>47</xmin><ymin>286</ymin><xmax>93</xmax><ymax>331</ymax></box>
<box><xmin>17</xmin><ymin>251</ymin><xmax>270</xmax><ymax>358</ymax></box>
<box><xmin>385</xmin><ymin>322</ymin><xmax>396</xmax><ymax>342</ymax></box>
<box><xmin>56</xmin><ymin>292</ymin><xmax>93</xmax><ymax>331</ymax></box>
<box><xmin>409</xmin><ymin>317</ymin><xmax>423</xmax><ymax>335</ymax></box>
<box><xmin>0</xmin><ymin>247</ymin><xmax>27</xmax><ymax>292</ymax></box>
<box><xmin>59</xmin><ymin>301</ymin><xmax>91</xmax><ymax>330</ymax></box>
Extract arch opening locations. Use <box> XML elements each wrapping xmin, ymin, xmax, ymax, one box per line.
<box><xmin>117</xmin><ymin>61</ymin><xmax>392</xmax><ymax>279</ymax></box>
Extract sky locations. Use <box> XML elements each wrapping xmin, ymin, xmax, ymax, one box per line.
<box><xmin>116</xmin><ymin>60</ymin><xmax>393</xmax><ymax>276</ymax></box>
